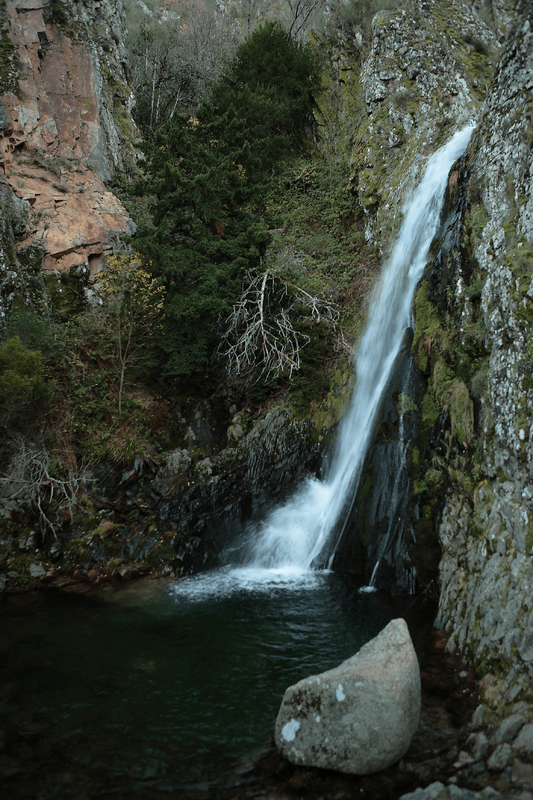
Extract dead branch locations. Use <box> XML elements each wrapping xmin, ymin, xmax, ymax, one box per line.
<box><xmin>217</xmin><ymin>269</ymin><xmax>339</xmax><ymax>380</ymax></box>
<box><xmin>0</xmin><ymin>441</ymin><xmax>89</xmax><ymax>539</ymax></box>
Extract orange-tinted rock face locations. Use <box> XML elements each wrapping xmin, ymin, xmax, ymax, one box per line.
<box><xmin>0</xmin><ymin>0</ymin><xmax>135</xmax><ymax>274</ymax></box>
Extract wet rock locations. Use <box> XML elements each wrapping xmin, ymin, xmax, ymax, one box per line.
<box><xmin>274</xmin><ymin>619</ymin><xmax>420</xmax><ymax>774</ymax></box>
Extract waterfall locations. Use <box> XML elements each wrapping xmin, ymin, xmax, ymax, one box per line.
<box><xmin>242</xmin><ymin>125</ymin><xmax>475</xmax><ymax>572</ymax></box>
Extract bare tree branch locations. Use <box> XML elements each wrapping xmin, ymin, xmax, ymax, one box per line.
<box><xmin>0</xmin><ymin>441</ymin><xmax>89</xmax><ymax>539</ymax></box>
<box><xmin>217</xmin><ymin>269</ymin><xmax>339</xmax><ymax>379</ymax></box>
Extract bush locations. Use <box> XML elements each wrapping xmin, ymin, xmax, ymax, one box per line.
<box><xmin>0</xmin><ymin>336</ymin><xmax>47</xmax><ymax>422</ymax></box>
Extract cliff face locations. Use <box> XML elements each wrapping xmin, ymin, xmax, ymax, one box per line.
<box><xmin>0</xmin><ymin>0</ymin><xmax>136</xmax><ymax>322</ymax></box>
<box><xmin>352</xmin><ymin>0</ymin><xmax>533</xmax><ymax>710</ymax></box>
<box><xmin>434</xmin><ymin>4</ymin><xmax>533</xmax><ymax>711</ymax></box>
<box><xmin>329</xmin><ymin>1</ymin><xmax>533</xmax><ymax>715</ymax></box>
<box><xmin>322</xmin><ymin>0</ymin><xmax>497</xmax><ymax>251</ymax></box>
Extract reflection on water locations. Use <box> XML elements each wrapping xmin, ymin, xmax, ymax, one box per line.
<box><xmin>1</xmin><ymin>570</ymin><xmax>401</xmax><ymax>797</ymax></box>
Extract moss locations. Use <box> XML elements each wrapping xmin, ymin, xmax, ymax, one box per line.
<box><xmin>430</xmin><ymin>361</ymin><xmax>474</xmax><ymax>445</ymax></box>
<box><xmin>308</xmin><ymin>363</ymin><xmax>354</xmax><ymax>442</ymax></box>
<box><xmin>409</xmin><ymin>501</ymin><xmax>441</xmax><ymax>589</ymax></box>
<box><xmin>146</xmin><ymin>540</ymin><xmax>174</xmax><ymax>568</ymax></box>
<box><xmin>43</xmin><ymin>266</ymin><xmax>89</xmax><ymax>320</ymax></box>
<box><xmin>8</xmin><ymin>554</ymin><xmax>33</xmax><ymax>573</ymax></box>
<box><xmin>397</xmin><ymin>392</ymin><xmax>418</xmax><ymax>415</ymax></box>
<box><xmin>413</xmin><ymin>281</ymin><xmax>443</xmax><ymax>372</ymax></box>
<box><xmin>414</xmin><ymin>478</ymin><xmax>429</xmax><ymax>495</ymax></box>
<box><xmin>422</xmin><ymin>393</ymin><xmax>439</xmax><ymax>429</ymax></box>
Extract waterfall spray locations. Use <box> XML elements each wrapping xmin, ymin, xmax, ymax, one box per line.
<box><xmin>242</xmin><ymin>126</ymin><xmax>475</xmax><ymax>573</ymax></box>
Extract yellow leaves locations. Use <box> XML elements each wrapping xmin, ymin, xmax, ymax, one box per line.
<box><xmin>91</xmin><ymin>253</ymin><xmax>165</xmax><ymax>319</ymax></box>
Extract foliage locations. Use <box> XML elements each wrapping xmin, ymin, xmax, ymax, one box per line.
<box><xmin>133</xmin><ymin>114</ymin><xmax>272</xmax><ymax>377</ymax></box>
<box><xmin>0</xmin><ymin>336</ymin><xmax>47</xmax><ymax>423</ymax></box>
<box><xmin>263</xmin><ymin>156</ymin><xmax>379</xmax><ymax>330</ymax></box>
<box><xmin>0</xmin><ymin>440</ymin><xmax>86</xmax><ymax>539</ymax></box>
<box><xmin>206</xmin><ymin>21</ymin><xmax>321</xmax><ymax>174</ymax></box>
<box><xmin>133</xmin><ymin>22</ymin><xmax>323</xmax><ymax>379</ymax></box>
<box><xmin>327</xmin><ymin>0</ymin><xmax>403</xmax><ymax>34</ymax></box>
<box><xmin>5</xmin><ymin>307</ymin><xmax>64</xmax><ymax>361</ymax></box>
<box><xmin>126</xmin><ymin>1</ymin><xmax>237</xmax><ymax>134</ymax></box>
<box><xmin>90</xmin><ymin>253</ymin><xmax>165</xmax><ymax>414</ymax></box>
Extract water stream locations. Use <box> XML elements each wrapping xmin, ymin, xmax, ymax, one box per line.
<box><xmin>241</xmin><ymin>125</ymin><xmax>475</xmax><ymax>573</ymax></box>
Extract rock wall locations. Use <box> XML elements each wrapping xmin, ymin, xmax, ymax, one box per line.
<box><xmin>0</xmin><ymin>396</ymin><xmax>328</xmax><ymax>590</ymax></box>
<box><xmin>0</xmin><ymin>0</ymin><xmax>137</xmax><ymax>321</ymax></box>
<box><xmin>433</xmin><ymin>1</ymin><xmax>533</xmax><ymax>713</ymax></box>
<box><xmin>324</xmin><ymin>0</ymin><xmax>495</xmax><ymax>592</ymax></box>
<box><xmin>322</xmin><ymin>0</ymin><xmax>496</xmax><ymax>251</ymax></box>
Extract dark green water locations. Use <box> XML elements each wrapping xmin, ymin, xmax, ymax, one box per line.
<box><xmin>1</xmin><ymin>568</ymin><xmax>408</xmax><ymax>798</ymax></box>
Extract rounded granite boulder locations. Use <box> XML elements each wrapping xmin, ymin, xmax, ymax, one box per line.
<box><xmin>274</xmin><ymin>618</ymin><xmax>420</xmax><ymax>774</ymax></box>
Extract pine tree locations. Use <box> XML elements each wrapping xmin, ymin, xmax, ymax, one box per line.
<box><xmin>134</xmin><ymin>113</ymin><xmax>271</xmax><ymax>377</ymax></box>
<box><xmin>133</xmin><ymin>23</ymin><xmax>321</xmax><ymax>379</ymax></box>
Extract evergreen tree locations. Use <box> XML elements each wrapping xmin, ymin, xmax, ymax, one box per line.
<box><xmin>133</xmin><ymin>23</ymin><xmax>321</xmax><ymax>379</ymax></box>
<box><xmin>204</xmin><ymin>21</ymin><xmax>321</xmax><ymax>177</ymax></box>
<box><xmin>134</xmin><ymin>114</ymin><xmax>271</xmax><ymax>377</ymax></box>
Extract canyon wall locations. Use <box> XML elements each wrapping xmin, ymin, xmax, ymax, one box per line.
<box><xmin>434</xmin><ymin>2</ymin><xmax>533</xmax><ymax>712</ymax></box>
<box><xmin>0</xmin><ymin>0</ymin><xmax>136</xmax><ymax>324</ymax></box>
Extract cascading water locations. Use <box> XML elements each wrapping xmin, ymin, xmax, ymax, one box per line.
<box><xmin>242</xmin><ymin>125</ymin><xmax>475</xmax><ymax>573</ymax></box>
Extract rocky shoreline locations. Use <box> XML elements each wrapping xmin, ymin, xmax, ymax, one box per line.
<box><xmin>235</xmin><ymin>630</ymin><xmax>533</xmax><ymax>800</ymax></box>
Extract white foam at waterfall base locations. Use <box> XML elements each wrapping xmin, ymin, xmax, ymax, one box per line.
<box><xmin>240</xmin><ymin>124</ymin><xmax>476</xmax><ymax>574</ymax></box>
<box><xmin>168</xmin><ymin>565</ymin><xmax>328</xmax><ymax>603</ymax></box>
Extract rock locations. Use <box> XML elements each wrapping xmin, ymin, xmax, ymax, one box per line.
<box><xmin>492</xmin><ymin>713</ymin><xmax>526</xmax><ymax>744</ymax></box>
<box><xmin>470</xmin><ymin>704</ymin><xmax>485</xmax><ymax>730</ymax></box>
<box><xmin>480</xmin><ymin>788</ymin><xmax>505</xmax><ymax>800</ymax></box>
<box><xmin>274</xmin><ymin>619</ymin><xmax>420</xmax><ymax>775</ymax></box>
<box><xmin>29</xmin><ymin>563</ymin><xmax>46</xmax><ymax>578</ymax></box>
<box><xmin>0</xmin><ymin>0</ymin><xmax>136</xmax><ymax>278</ymax></box>
<box><xmin>164</xmin><ymin>449</ymin><xmax>192</xmax><ymax>477</ymax></box>
<box><xmin>433</xmin><ymin>0</ymin><xmax>533</xmax><ymax>706</ymax></box>
<box><xmin>514</xmin><ymin>723</ymin><xmax>533</xmax><ymax>757</ymax></box>
<box><xmin>0</xmin><ymin>99</ymin><xmax>9</xmax><ymax>131</ymax></box>
<box><xmin>399</xmin><ymin>782</ymin><xmax>446</xmax><ymax>800</ymax></box>
<box><xmin>511</xmin><ymin>758</ymin><xmax>533</xmax><ymax>788</ymax></box>
<box><xmin>470</xmin><ymin>731</ymin><xmax>489</xmax><ymax>761</ymax></box>
<box><xmin>487</xmin><ymin>742</ymin><xmax>512</xmax><ymax>771</ymax></box>
<box><xmin>453</xmin><ymin>750</ymin><xmax>474</xmax><ymax>768</ymax></box>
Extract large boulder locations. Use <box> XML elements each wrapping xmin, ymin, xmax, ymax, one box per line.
<box><xmin>274</xmin><ymin>618</ymin><xmax>420</xmax><ymax>774</ymax></box>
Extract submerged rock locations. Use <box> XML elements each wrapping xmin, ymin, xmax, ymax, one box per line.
<box><xmin>274</xmin><ymin>618</ymin><xmax>420</xmax><ymax>774</ymax></box>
